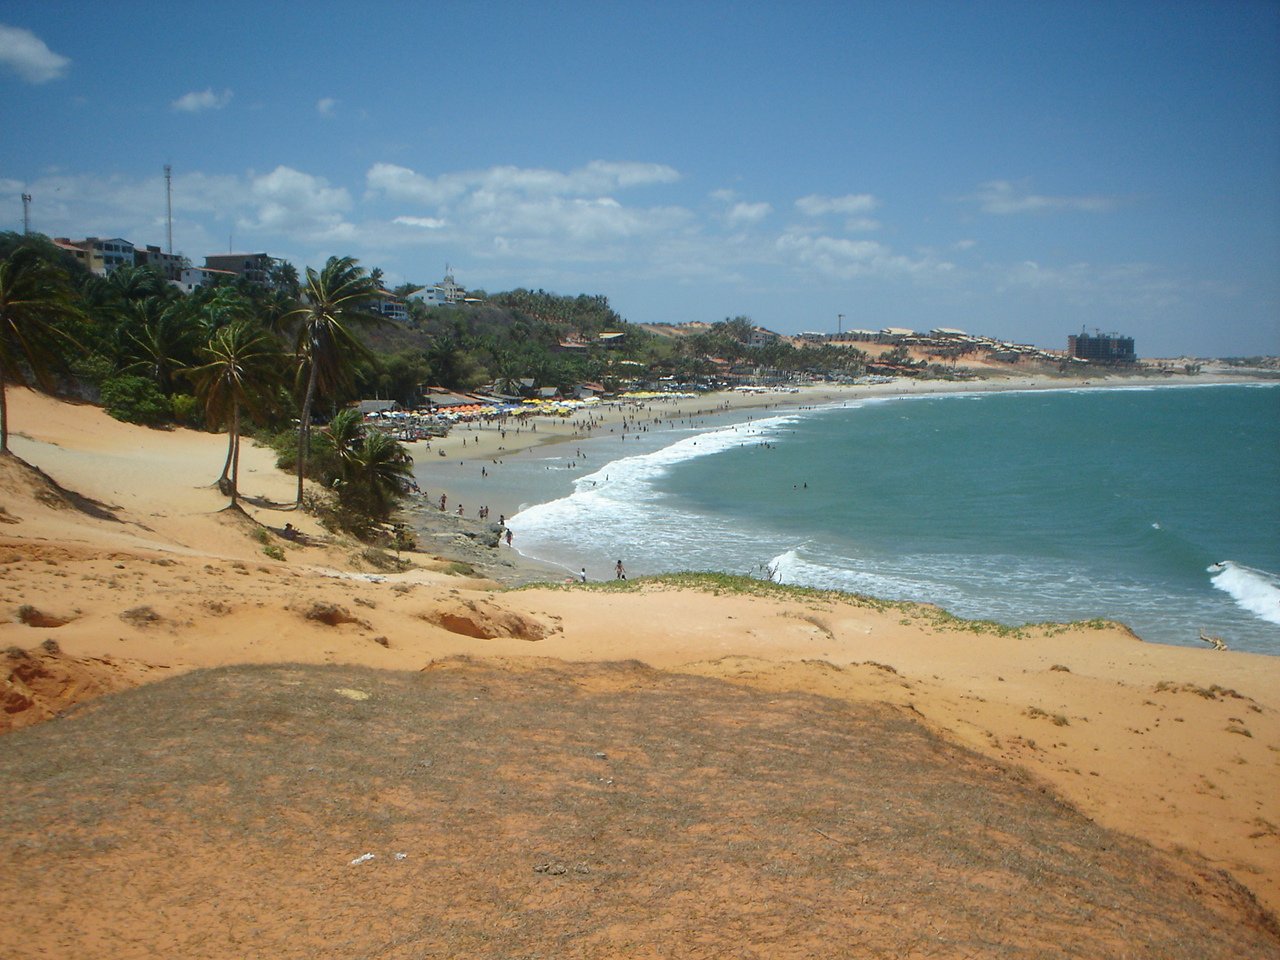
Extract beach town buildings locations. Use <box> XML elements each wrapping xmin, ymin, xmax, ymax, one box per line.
<box><xmin>414</xmin><ymin>270</ymin><xmax>467</xmax><ymax>306</ymax></box>
<box><xmin>52</xmin><ymin>237</ymin><xmax>137</xmax><ymax>276</ymax></box>
<box><xmin>1068</xmin><ymin>330</ymin><xmax>1136</xmax><ymax>363</ymax></box>
<box><xmin>367</xmin><ymin>289</ymin><xmax>409</xmax><ymax>322</ymax></box>
<box><xmin>202</xmin><ymin>253</ymin><xmax>275</xmax><ymax>286</ymax></box>
<box><xmin>48</xmin><ymin>233</ymin><xmax>298</xmax><ymax>292</ymax></box>
<box><xmin>178</xmin><ymin>266</ymin><xmax>238</xmax><ymax>293</ymax></box>
<box><xmin>134</xmin><ymin>244</ymin><xmax>185</xmax><ymax>282</ymax></box>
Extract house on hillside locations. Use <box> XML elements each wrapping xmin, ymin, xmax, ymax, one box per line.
<box><xmin>413</xmin><ymin>269</ymin><xmax>479</xmax><ymax>307</ymax></box>
<box><xmin>53</xmin><ymin>237</ymin><xmax>136</xmax><ymax>276</ymax></box>
<box><xmin>178</xmin><ymin>266</ymin><xmax>238</xmax><ymax>292</ymax></box>
<box><xmin>135</xmin><ymin>245</ymin><xmax>186</xmax><ymax>282</ymax></box>
<box><xmin>203</xmin><ymin>253</ymin><xmax>276</xmax><ymax>286</ymax></box>
<box><xmin>367</xmin><ymin>289</ymin><xmax>408</xmax><ymax>322</ymax></box>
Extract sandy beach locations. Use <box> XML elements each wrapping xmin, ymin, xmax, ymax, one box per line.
<box><xmin>2</xmin><ymin>381</ymin><xmax>1278</xmax><ymax>956</ymax></box>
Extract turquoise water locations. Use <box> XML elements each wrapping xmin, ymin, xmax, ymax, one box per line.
<box><xmin>509</xmin><ymin>384</ymin><xmax>1280</xmax><ymax>653</ymax></box>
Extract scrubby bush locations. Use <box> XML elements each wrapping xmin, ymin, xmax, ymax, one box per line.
<box><xmin>100</xmin><ymin>375</ymin><xmax>171</xmax><ymax>426</ymax></box>
<box><xmin>170</xmin><ymin>393</ymin><xmax>201</xmax><ymax>427</ymax></box>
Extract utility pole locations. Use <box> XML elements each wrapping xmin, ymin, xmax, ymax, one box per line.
<box><xmin>164</xmin><ymin>164</ymin><xmax>173</xmax><ymax>254</ymax></box>
<box><xmin>21</xmin><ymin>193</ymin><xmax>32</xmax><ymax>234</ymax></box>
<box><xmin>837</xmin><ymin>313</ymin><xmax>844</xmax><ymax>337</ymax></box>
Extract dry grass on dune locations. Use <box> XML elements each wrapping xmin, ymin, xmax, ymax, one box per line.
<box><xmin>2</xmin><ymin>659</ymin><xmax>1276</xmax><ymax>960</ymax></box>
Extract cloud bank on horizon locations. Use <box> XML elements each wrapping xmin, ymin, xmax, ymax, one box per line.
<box><xmin>1</xmin><ymin>3</ymin><xmax>1276</xmax><ymax>357</ymax></box>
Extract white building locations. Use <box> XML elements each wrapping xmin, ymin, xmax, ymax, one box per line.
<box><xmin>413</xmin><ymin>269</ymin><xmax>470</xmax><ymax>307</ymax></box>
<box><xmin>178</xmin><ymin>266</ymin><xmax>238</xmax><ymax>293</ymax></box>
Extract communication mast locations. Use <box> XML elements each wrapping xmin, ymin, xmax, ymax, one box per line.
<box><xmin>164</xmin><ymin>164</ymin><xmax>173</xmax><ymax>254</ymax></box>
<box><xmin>837</xmin><ymin>313</ymin><xmax>844</xmax><ymax>336</ymax></box>
<box><xmin>21</xmin><ymin>192</ymin><xmax>32</xmax><ymax>234</ymax></box>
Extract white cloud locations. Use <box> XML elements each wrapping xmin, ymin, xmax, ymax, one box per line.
<box><xmin>796</xmin><ymin>193</ymin><xmax>878</xmax><ymax>217</ymax></box>
<box><xmin>171</xmin><ymin>88</ymin><xmax>233</xmax><ymax>113</ymax></box>
<box><xmin>393</xmin><ymin>215</ymin><xmax>447</xmax><ymax>229</ymax></box>
<box><xmin>244</xmin><ymin>166</ymin><xmax>354</xmax><ymax>241</ymax></box>
<box><xmin>993</xmin><ymin>258</ymin><xmax>1178</xmax><ymax>308</ymax></box>
<box><xmin>972</xmin><ymin>179</ymin><xmax>1115</xmax><ymax>214</ymax></box>
<box><xmin>776</xmin><ymin>230</ymin><xmax>952</xmax><ymax>281</ymax></box>
<box><xmin>367</xmin><ymin>163</ymin><xmax>468</xmax><ymax>206</ymax></box>
<box><xmin>316</xmin><ymin>97</ymin><xmax>337</xmax><ymax>117</ymax></box>
<box><xmin>726</xmin><ymin>201</ymin><xmax>772</xmax><ymax>226</ymax></box>
<box><xmin>367</xmin><ymin>159</ymin><xmax>680</xmax><ymax>206</ymax></box>
<box><xmin>364</xmin><ymin>159</ymin><xmax>693</xmax><ymax>264</ymax></box>
<box><xmin>0</xmin><ymin>24</ymin><xmax>69</xmax><ymax>83</ymax></box>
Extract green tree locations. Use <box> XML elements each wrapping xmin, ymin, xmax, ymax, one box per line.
<box><xmin>338</xmin><ymin>429</ymin><xmax>413</xmax><ymax>525</ymax></box>
<box><xmin>320</xmin><ymin>406</ymin><xmax>363</xmax><ymax>465</ymax></box>
<box><xmin>184</xmin><ymin>321</ymin><xmax>282</xmax><ymax>506</ymax></box>
<box><xmin>105</xmin><ymin>264</ymin><xmax>169</xmax><ymax>304</ymax></box>
<box><xmin>0</xmin><ymin>245</ymin><xmax>84</xmax><ymax>453</ymax></box>
<box><xmin>267</xmin><ymin>261</ymin><xmax>300</xmax><ymax>298</ymax></box>
<box><xmin>285</xmin><ymin>256</ymin><xmax>380</xmax><ymax>506</ymax></box>
<box><xmin>99</xmin><ymin>373</ymin><xmax>171</xmax><ymax>426</ymax></box>
<box><xmin>119</xmin><ymin>298</ymin><xmax>200</xmax><ymax>394</ymax></box>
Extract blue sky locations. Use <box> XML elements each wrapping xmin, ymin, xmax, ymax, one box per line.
<box><xmin>1</xmin><ymin>1</ymin><xmax>1277</xmax><ymax>357</ymax></box>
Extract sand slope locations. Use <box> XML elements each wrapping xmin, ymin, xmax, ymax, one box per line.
<box><xmin>3</xmin><ymin>659</ymin><xmax>1276</xmax><ymax>959</ymax></box>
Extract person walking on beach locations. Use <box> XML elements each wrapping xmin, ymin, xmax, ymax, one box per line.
<box><xmin>580</xmin><ymin>568</ymin><xmax>587</xmax><ymax>582</ymax></box>
<box><xmin>615</xmin><ymin>559</ymin><xmax>626</xmax><ymax>580</ymax></box>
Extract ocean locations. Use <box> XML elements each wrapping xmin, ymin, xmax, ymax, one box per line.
<box><xmin>507</xmin><ymin>383</ymin><xmax>1280</xmax><ymax>654</ymax></box>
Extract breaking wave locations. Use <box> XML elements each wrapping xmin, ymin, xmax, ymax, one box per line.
<box><xmin>1209</xmin><ymin>562</ymin><xmax>1280</xmax><ymax>626</ymax></box>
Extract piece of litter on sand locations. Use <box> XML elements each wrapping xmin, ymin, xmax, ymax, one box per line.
<box><xmin>335</xmin><ymin>688</ymin><xmax>371</xmax><ymax>701</ymax></box>
<box><xmin>350</xmin><ymin>852</ymin><xmax>376</xmax><ymax>866</ymax></box>
<box><xmin>394</xmin><ymin>852</ymin><xmax>408</xmax><ymax>860</ymax></box>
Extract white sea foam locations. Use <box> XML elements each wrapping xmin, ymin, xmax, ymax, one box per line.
<box><xmin>509</xmin><ymin>412</ymin><xmax>806</xmax><ymax>567</ymax></box>
<box><xmin>1209</xmin><ymin>562</ymin><xmax>1280</xmax><ymax>626</ymax></box>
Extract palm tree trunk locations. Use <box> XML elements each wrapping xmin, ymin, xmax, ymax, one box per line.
<box><xmin>219</xmin><ymin>428</ymin><xmax>235</xmax><ymax>487</ymax></box>
<box><xmin>0</xmin><ymin>375</ymin><xmax>8</xmax><ymax>455</ymax></box>
<box><xmin>229</xmin><ymin>404</ymin><xmax>241</xmax><ymax>507</ymax></box>
<box><xmin>296</xmin><ymin>359</ymin><xmax>319</xmax><ymax>506</ymax></box>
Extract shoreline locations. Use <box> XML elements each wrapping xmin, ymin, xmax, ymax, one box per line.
<box><xmin>403</xmin><ymin>370</ymin><xmax>1276</xmax><ymax>587</ymax></box>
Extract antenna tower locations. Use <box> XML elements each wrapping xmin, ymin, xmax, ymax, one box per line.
<box><xmin>837</xmin><ymin>313</ymin><xmax>844</xmax><ymax>336</ymax></box>
<box><xmin>164</xmin><ymin>164</ymin><xmax>173</xmax><ymax>254</ymax></box>
<box><xmin>21</xmin><ymin>193</ymin><xmax>32</xmax><ymax>234</ymax></box>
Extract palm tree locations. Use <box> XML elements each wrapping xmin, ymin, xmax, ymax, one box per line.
<box><xmin>340</xmin><ymin>430</ymin><xmax>413</xmax><ymax>522</ymax></box>
<box><xmin>184</xmin><ymin>321</ymin><xmax>280</xmax><ymax>506</ymax></box>
<box><xmin>322</xmin><ymin>406</ymin><xmax>363</xmax><ymax>464</ymax></box>
<box><xmin>0</xmin><ymin>246</ymin><xmax>83</xmax><ymax>454</ymax></box>
<box><xmin>106</xmin><ymin>264</ymin><xmax>167</xmax><ymax>304</ymax></box>
<box><xmin>194</xmin><ymin>286</ymin><xmax>253</xmax><ymax>337</ymax></box>
<box><xmin>120</xmin><ymin>298</ymin><xmax>200</xmax><ymax>394</ymax></box>
<box><xmin>267</xmin><ymin>261</ymin><xmax>300</xmax><ymax>298</ymax></box>
<box><xmin>284</xmin><ymin>256</ymin><xmax>380</xmax><ymax>506</ymax></box>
